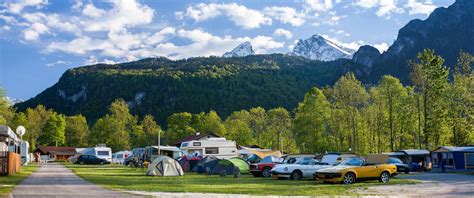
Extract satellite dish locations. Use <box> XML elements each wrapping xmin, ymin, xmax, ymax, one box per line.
<box><xmin>16</xmin><ymin>126</ymin><xmax>26</xmax><ymax>136</ymax></box>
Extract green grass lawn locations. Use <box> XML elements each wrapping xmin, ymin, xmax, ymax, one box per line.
<box><xmin>0</xmin><ymin>164</ymin><xmax>39</xmax><ymax>195</ymax></box>
<box><xmin>66</xmin><ymin>164</ymin><xmax>418</xmax><ymax>196</ymax></box>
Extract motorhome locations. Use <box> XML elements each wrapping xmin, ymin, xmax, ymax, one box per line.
<box><xmin>79</xmin><ymin>144</ymin><xmax>112</xmax><ymax>162</ymax></box>
<box><xmin>20</xmin><ymin>141</ymin><xmax>30</xmax><ymax>165</ymax></box>
<box><xmin>143</xmin><ymin>145</ymin><xmax>182</xmax><ymax>162</ymax></box>
<box><xmin>180</xmin><ymin>137</ymin><xmax>237</xmax><ymax>159</ymax></box>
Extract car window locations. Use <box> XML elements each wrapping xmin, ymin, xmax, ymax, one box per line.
<box><xmin>341</xmin><ymin>158</ymin><xmax>363</xmax><ymax>166</ymax></box>
<box><xmin>309</xmin><ymin>159</ymin><xmax>320</xmax><ymax>165</ymax></box>
<box><xmin>388</xmin><ymin>158</ymin><xmax>403</xmax><ymax>164</ymax></box>
<box><xmin>296</xmin><ymin>157</ymin><xmax>312</xmax><ymax>165</ymax></box>
<box><xmin>117</xmin><ymin>154</ymin><xmax>124</xmax><ymax>158</ymax></box>
<box><xmin>284</xmin><ymin>157</ymin><xmax>298</xmax><ymax>164</ymax></box>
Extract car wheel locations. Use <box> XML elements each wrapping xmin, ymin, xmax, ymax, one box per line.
<box><xmin>262</xmin><ymin>168</ymin><xmax>272</xmax><ymax>178</ymax></box>
<box><xmin>379</xmin><ymin>171</ymin><xmax>390</xmax><ymax>183</ymax></box>
<box><xmin>343</xmin><ymin>172</ymin><xmax>356</xmax><ymax>184</ymax></box>
<box><xmin>80</xmin><ymin>161</ymin><xmax>84</xmax><ymax>165</ymax></box>
<box><xmin>404</xmin><ymin>169</ymin><xmax>409</xmax><ymax>174</ymax></box>
<box><xmin>290</xmin><ymin>170</ymin><xmax>302</xmax><ymax>180</ymax></box>
<box><xmin>100</xmin><ymin>161</ymin><xmax>104</xmax><ymax>165</ymax></box>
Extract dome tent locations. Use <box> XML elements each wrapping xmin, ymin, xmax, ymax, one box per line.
<box><xmin>146</xmin><ymin>156</ymin><xmax>184</xmax><ymax>176</ymax></box>
<box><xmin>178</xmin><ymin>155</ymin><xmax>202</xmax><ymax>172</ymax></box>
<box><xmin>193</xmin><ymin>156</ymin><xmax>219</xmax><ymax>173</ymax></box>
<box><xmin>211</xmin><ymin>158</ymin><xmax>249</xmax><ymax>175</ymax></box>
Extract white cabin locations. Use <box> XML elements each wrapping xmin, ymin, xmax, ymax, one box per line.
<box><xmin>180</xmin><ymin>138</ymin><xmax>237</xmax><ymax>159</ymax></box>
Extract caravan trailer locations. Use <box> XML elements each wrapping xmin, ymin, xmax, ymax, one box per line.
<box><xmin>180</xmin><ymin>138</ymin><xmax>237</xmax><ymax>159</ymax></box>
<box><xmin>80</xmin><ymin>145</ymin><xmax>112</xmax><ymax>162</ymax></box>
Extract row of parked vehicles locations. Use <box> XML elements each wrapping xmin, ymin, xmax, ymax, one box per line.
<box><xmin>249</xmin><ymin>153</ymin><xmax>408</xmax><ymax>184</ymax></box>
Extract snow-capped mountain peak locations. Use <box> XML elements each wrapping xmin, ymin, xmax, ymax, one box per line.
<box><xmin>222</xmin><ymin>42</ymin><xmax>255</xmax><ymax>58</ymax></box>
<box><xmin>290</xmin><ymin>34</ymin><xmax>356</xmax><ymax>61</ymax></box>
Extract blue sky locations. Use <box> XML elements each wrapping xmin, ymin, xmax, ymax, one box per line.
<box><xmin>0</xmin><ymin>0</ymin><xmax>455</xmax><ymax>100</ymax></box>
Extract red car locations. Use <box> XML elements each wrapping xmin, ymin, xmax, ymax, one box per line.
<box><xmin>250</xmin><ymin>156</ymin><xmax>284</xmax><ymax>177</ymax></box>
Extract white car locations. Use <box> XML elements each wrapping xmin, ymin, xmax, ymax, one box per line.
<box><xmin>270</xmin><ymin>154</ymin><xmax>356</xmax><ymax>180</ymax></box>
<box><xmin>112</xmin><ymin>151</ymin><xmax>132</xmax><ymax>164</ymax></box>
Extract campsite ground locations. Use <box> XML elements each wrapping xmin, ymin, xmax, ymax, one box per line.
<box><xmin>0</xmin><ymin>164</ymin><xmax>38</xmax><ymax>195</ymax></box>
<box><xmin>65</xmin><ymin>164</ymin><xmax>418</xmax><ymax>196</ymax></box>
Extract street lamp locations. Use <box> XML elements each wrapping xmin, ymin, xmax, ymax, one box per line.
<box><xmin>158</xmin><ymin>129</ymin><xmax>162</xmax><ymax>156</ymax></box>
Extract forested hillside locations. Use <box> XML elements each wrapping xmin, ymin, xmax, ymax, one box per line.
<box><xmin>3</xmin><ymin>50</ymin><xmax>472</xmax><ymax>154</ymax></box>
<box><xmin>15</xmin><ymin>54</ymin><xmax>364</xmax><ymax>125</ymax></box>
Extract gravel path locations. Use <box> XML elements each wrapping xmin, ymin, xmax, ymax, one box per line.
<box><xmin>10</xmin><ymin>163</ymin><xmax>140</xmax><ymax>198</ymax></box>
<box><xmin>356</xmin><ymin>172</ymin><xmax>474</xmax><ymax>197</ymax></box>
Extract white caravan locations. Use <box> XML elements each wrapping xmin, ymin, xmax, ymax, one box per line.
<box><xmin>80</xmin><ymin>144</ymin><xmax>112</xmax><ymax>162</ymax></box>
<box><xmin>180</xmin><ymin>137</ymin><xmax>237</xmax><ymax>159</ymax></box>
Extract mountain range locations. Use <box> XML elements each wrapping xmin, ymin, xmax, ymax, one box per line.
<box><xmin>15</xmin><ymin>0</ymin><xmax>474</xmax><ymax>125</ymax></box>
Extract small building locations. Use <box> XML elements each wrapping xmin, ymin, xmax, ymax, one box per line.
<box><xmin>171</xmin><ymin>133</ymin><xmax>221</xmax><ymax>147</ymax></box>
<box><xmin>0</xmin><ymin>125</ymin><xmax>21</xmax><ymax>176</ymax></box>
<box><xmin>431</xmin><ymin>146</ymin><xmax>474</xmax><ymax>172</ymax></box>
<box><xmin>33</xmin><ymin>146</ymin><xmax>76</xmax><ymax>162</ymax></box>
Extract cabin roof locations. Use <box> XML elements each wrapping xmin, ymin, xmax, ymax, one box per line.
<box><xmin>171</xmin><ymin>133</ymin><xmax>221</xmax><ymax>146</ymax></box>
<box><xmin>34</xmin><ymin>146</ymin><xmax>76</xmax><ymax>156</ymax></box>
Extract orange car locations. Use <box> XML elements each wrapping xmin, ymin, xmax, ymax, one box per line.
<box><xmin>314</xmin><ymin>157</ymin><xmax>397</xmax><ymax>184</ymax></box>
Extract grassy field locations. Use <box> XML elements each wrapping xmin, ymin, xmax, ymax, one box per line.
<box><xmin>0</xmin><ymin>164</ymin><xmax>39</xmax><ymax>195</ymax></box>
<box><xmin>66</xmin><ymin>164</ymin><xmax>418</xmax><ymax>196</ymax></box>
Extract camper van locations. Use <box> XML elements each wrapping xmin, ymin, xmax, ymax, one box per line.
<box><xmin>20</xmin><ymin>141</ymin><xmax>30</xmax><ymax>165</ymax></box>
<box><xmin>81</xmin><ymin>145</ymin><xmax>112</xmax><ymax>162</ymax></box>
<box><xmin>112</xmin><ymin>150</ymin><xmax>132</xmax><ymax>164</ymax></box>
<box><xmin>180</xmin><ymin>138</ymin><xmax>237</xmax><ymax>159</ymax></box>
<box><xmin>143</xmin><ymin>146</ymin><xmax>182</xmax><ymax>162</ymax></box>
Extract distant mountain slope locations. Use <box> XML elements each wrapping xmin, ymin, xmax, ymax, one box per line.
<box><xmin>364</xmin><ymin>0</ymin><xmax>474</xmax><ymax>83</ymax></box>
<box><xmin>291</xmin><ymin>34</ymin><xmax>356</xmax><ymax>61</ymax></box>
<box><xmin>223</xmin><ymin>42</ymin><xmax>255</xmax><ymax>58</ymax></box>
<box><xmin>15</xmin><ymin>55</ymin><xmax>364</xmax><ymax>125</ymax></box>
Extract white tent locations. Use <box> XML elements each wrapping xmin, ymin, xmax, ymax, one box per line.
<box><xmin>146</xmin><ymin>155</ymin><xmax>184</xmax><ymax>176</ymax></box>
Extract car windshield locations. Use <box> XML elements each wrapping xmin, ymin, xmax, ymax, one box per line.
<box><xmin>388</xmin><ymin>158</ymin><xmax>403</xmax><ymax>164</ymax></box>
<box><xmin>340</xmin><ymin>158</ymin><xmax>363</xmax><ymax>166</ymax></box>
<box><xmin>309</xmin><ymin>159</ymin><xmax>321</xmax><ymax>165</ymax></box>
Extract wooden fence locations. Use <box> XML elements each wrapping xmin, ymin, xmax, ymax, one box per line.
<box><xmin>0</xmin><ymin>151</ymin><xmax>21</xmax><ymax>176</ymax></box>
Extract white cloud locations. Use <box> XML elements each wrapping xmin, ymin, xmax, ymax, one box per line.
<box><xmin>4</xmin><ymin>0</ymin><xmax>48</xmax><ymax>14</ymax></box>
<box><xmin>373</xmin><ymin>42</ymin><xmax>389</xmax><ymax>52</ymax></box>
<box><xmin>404</xmin><ymin>0</ymin><xmax>437</xmax><ymax>16</ymax></box>
<box><xmin>274</xmin><ymin>28</ymin><xmax>293</xmax><ymax>39</ymax></box>
<box><xmin>376</xmin><ymin>0</ymin><xmax>404</xmax><ymax>17</ymax></box>
<box><xmin>264</xmin><ymin>6</ymin><xmax>305</xmax><ymax>26</ymax></box>
<box><xmin>304</xmin><ymin>0</ymin><xmax>334</xmax><ymax>12</ymax></box>
<box><xmin>183</xmin><ymin>3</ymin><xmax>271</xmax><ymax>29</ymax></box>
<box><xmin>145</xmin><ymin>27</ymin><xmax>175</xmax><ymax>45</ymax></box>
<box><xmin>354</xmin><ymin>0</ymin><xmax>378</xmax><ymax>8</ymax></box>
<box><xmin>82</xmin><ymin>4</ymin><xmax>106</xmax><ymax>18</ymax></box>
<box><xmin>81</xmin><ymin>0</ymin><xmax>154</xmax><ymax>32</ymax></box>
<box><xmin>84</xmin><ymin>56</ymin><xmax>117</xmax><ymax>65</ymax></box>
<box><xmin>46</xmin><ymin>60</ymin><xmax>70</xmax><ymax>67</ymax></box>
<box><xmin>353</xmin><ymin>0</ymin><xmax>404</xmax><ymax>17</ymax></box>
<box><xmin>23</xmin><ymin>22</ymin><xmax>49</xmax><ymax>41</ymax></box>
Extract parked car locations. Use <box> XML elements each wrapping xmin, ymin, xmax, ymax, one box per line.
<box><xmin>112</xmin><ymin>151</ymin><xmax>132</xmax><ymax>164</ymax></box>
<box><xmin>270</xmin><ymin>153</ymin><xmax>356</xmax><ymax>180</ymax></box>
<box><xmin>250</xmin><ymin>156</ymin><xmax>284</xmax><ymax>177</ymax></box>
<box><xmin>314</xmin><ymin>157</ymin><xmax>397</xmax><ymax>184</ymax></box>
<box><xmin>75</xmin><ymin>154</ymin><xmax>110</xmax><ymax>165</ymax></box>
<box><xmin>387</xmin><ymin>157</ymin><xmax>410</xmax><ymax>174</ymax></box>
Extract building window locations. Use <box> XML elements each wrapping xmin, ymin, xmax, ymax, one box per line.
<box><xmin>205</xmin><ymin>147</ymin><xmax>218</xmax><ymax>154</ymax></box>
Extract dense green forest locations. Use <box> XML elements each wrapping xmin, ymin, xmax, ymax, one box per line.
<box><xmin>15</xmin><ymin>54</ymin><xmax>364</xmax><ymax>126</ymax></box>
<box><xmin>1</xmin><ymin>50</ymin><xmax>473</xmax><ymax>154</ymax></box>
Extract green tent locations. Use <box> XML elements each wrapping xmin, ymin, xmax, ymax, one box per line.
<box><xmin>211</xmin><ymin>158</ymin><xmax>250</xmax><ymax>175</ymax></box>
<box><xmin>229</xmin><ymin>158</ymin><xmax>249</xmax><ymax>174</ymax></box>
